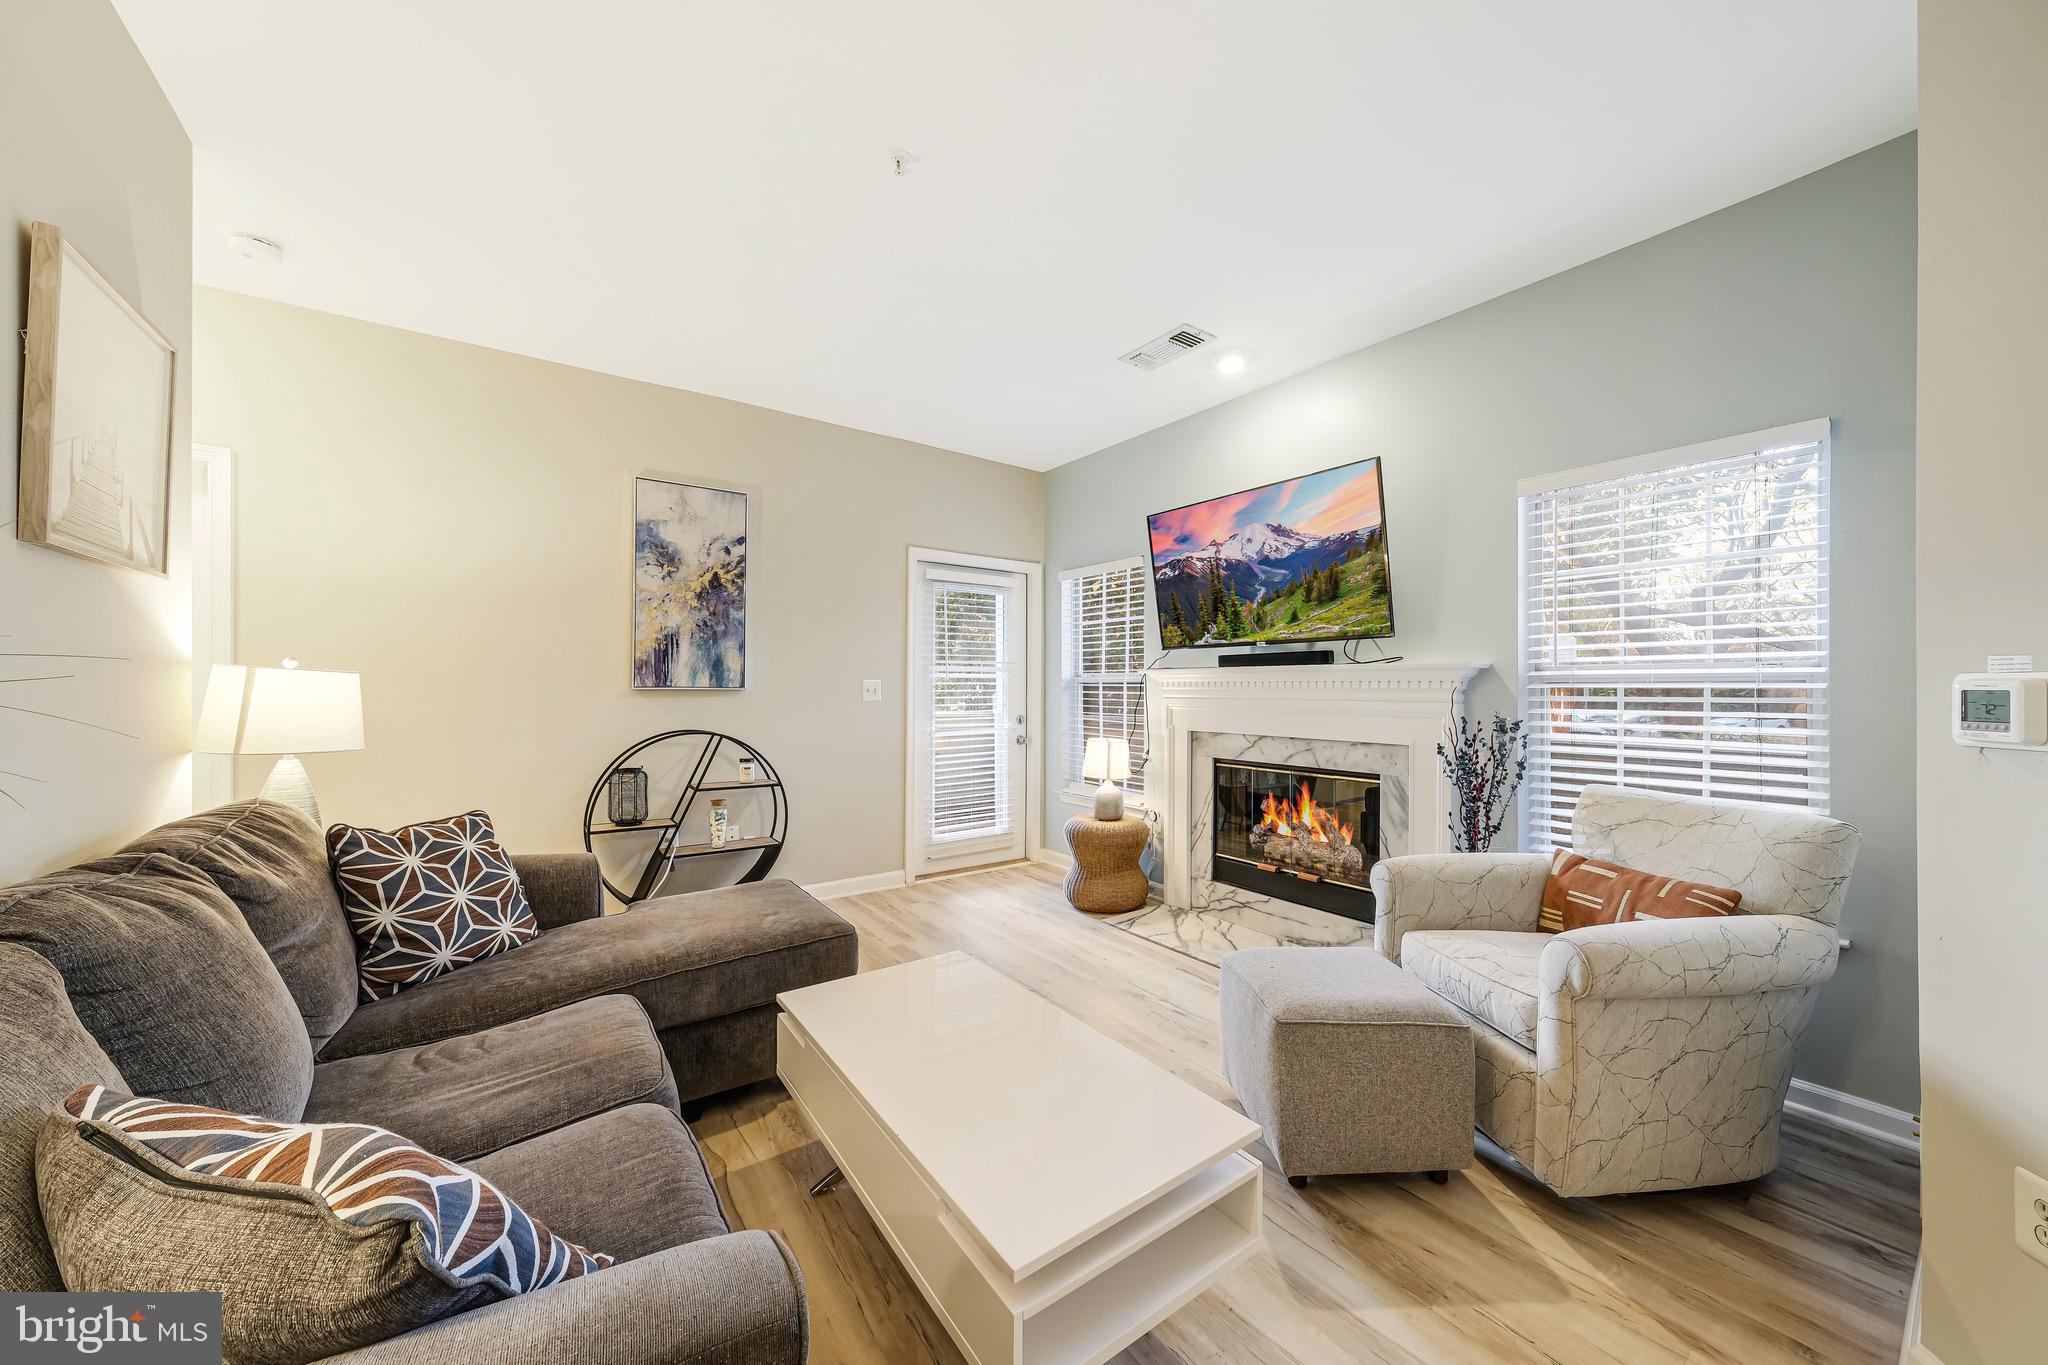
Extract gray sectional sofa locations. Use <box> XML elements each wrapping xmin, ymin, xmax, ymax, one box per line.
<box><xmin>0</xmin><ymin>799</ymin><xmax>860</xmax><ymax>1362</ymax></box>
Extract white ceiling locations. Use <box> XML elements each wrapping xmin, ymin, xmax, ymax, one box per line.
<box><xmin>114</xmin><ymin>1</ymin><xmax>1915</xmax><ymax>471</ymax></box>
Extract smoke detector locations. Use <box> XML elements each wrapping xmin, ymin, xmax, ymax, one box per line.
<box><xmin>1119</xmin><ymin>325</ymin><xmax>1216</xmax><ymax>371</ymax></box>
<box><xmin>228</xmin><ymin>232</ymin><xmax>284</xmax><ymax>265</ymax></box>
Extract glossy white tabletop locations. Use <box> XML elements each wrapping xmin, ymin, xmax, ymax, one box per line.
<box><xmin>778</xmin><ymin>952</ymin><xmax>1260</xmax><ymax>1279</ymax></box>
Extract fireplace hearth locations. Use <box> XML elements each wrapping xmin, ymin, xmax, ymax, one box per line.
<box><xmin>1211</xmin><ymin>759</ymin><xmax>1380</xmax><ymax>921</ymax></box>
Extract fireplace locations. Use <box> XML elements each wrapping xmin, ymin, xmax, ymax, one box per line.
<box><xmin>1211</xmin><ymin>759</ymin><xmax>1380</xmax><ymax>921</ymax></box>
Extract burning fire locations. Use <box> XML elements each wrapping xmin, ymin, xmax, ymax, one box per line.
<box><xmin>1258</xmin><ymin>782</ymin><xmax>1353</xmax><ymax>846</ymax></box>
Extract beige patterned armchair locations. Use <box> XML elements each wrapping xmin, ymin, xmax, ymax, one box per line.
<box><xmin>1369</xmin><ymin>785</ymin><xmax>1860</xmax><ymax>1197</ymax></box>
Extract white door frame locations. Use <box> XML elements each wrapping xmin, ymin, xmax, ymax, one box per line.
<box><xmin>191</xmin><ymin>444</ymin><xmax>237</xmax><ymax>810</ymax></box>
<box><xmin>904</xmin><ymin>546</ymin><xmax>1043</xmax><ymax>880</ymax></box>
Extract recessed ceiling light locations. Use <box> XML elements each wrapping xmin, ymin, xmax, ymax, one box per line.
<box><xmin>228</xmin><ymin>232</ymin><xmax>284</xmax><ymax>265</ymax></box>
<box><xmin>1215</xmin><ymin>351</ymin><xmax>1248</xmax><ymax>377</ymax></box>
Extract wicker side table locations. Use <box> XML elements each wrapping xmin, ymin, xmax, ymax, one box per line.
<box><xmin>1063</xmin><ymin>814</ymin><xmax>1150</xmax><ymax>913</ymax></box>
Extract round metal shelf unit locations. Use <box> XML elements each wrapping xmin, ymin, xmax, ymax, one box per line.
<box><xmin>581</xmin><ymin>730</ymin><xmax>788</xmax><ymax>905</ymax></box>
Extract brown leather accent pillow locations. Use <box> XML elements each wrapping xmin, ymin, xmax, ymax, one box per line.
<box><xmin>1538</xmin><ymin>850</ymin><xmax>1742</xmax><ymax>933</ymax></box>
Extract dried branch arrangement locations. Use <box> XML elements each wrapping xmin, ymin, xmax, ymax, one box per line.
<box><xmin>1436</xmin><ymin>713</ymin><xmax>1528</xmax><ymax>853</ymax></box>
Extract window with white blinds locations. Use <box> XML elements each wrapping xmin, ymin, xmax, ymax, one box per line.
<box><xmin>1060</xmin><ymin>559</ymin><xmax>1149</xmax><ymax>797</ymax></box>
<box><xmin>921</xmin><ymin>573</ymin><xmax>1015</xmax><ymax>845</ymax></box>
<box><xmin>1519</xmin><ymin>420</ymin><xmax>1830</xmax><ymax>849</ymax></box>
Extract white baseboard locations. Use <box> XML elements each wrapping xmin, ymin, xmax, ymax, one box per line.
<box><xmin>1786</xmin><ymin>1078</ymin><xmax>1919</xmax><ymax>1151</ymax></box>
<box><xmin>1032</xmin><ymin>845</ymin><xmax>1073</xmax><ymax>870</ymax></box>
<box><xmin>1897</xmin><ymin>1256</ymin><xmax>1930</xmax><ymax>1365</ymax></box>
<box><xmin>802</xmin><ymin>869</ymin><xmax>908</xmax><ymax>900</ymax></box>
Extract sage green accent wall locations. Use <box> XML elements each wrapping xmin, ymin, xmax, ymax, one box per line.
<box><xmin>1044</xmin><ymin>136</ymin><xmax>1918</xmax><ymax>1112</ymax></box>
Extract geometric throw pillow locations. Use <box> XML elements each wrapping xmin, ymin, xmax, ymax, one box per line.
<box><xmin>326</xmin><ymin>811</ymin><xmax>539</xmax><ymax>1002</ymax></box>
<box><xmin>38</xmin><ymin>1084</ymin><xmax>610</xmax><ymax>1365</ymax></box>
<box><xmin>1538</xmin><ymin>849</ymin><xmax>1743</xmax><ymax>933</ymax></box>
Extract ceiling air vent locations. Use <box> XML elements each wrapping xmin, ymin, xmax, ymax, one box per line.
<box><xmin>1119</xmin><ymin>325</ymin><xmax>1216</xmax><ymax>371</ymax></box>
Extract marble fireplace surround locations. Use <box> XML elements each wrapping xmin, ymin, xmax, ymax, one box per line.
<box><xmin>1193</xmin><ymin>732</ymin><xmax>1412</xmax><ymax>916</ymax></box>
<box><xmin>1122</xmin><ymin>662</ymin><xmax>1486</xmax><ymax>960</ymax></box>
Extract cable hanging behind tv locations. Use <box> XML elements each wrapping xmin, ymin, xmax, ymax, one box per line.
<box><xmin>1145</xmin><ymin>456</ymin><xmax>1397</xmax><ymax>653</ymax></box>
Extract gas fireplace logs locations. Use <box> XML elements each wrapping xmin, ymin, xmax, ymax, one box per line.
<box><xmin>1248</xmin><ymin>782</ymin><xmax>1367</xmax><ymax>881</ymax></box>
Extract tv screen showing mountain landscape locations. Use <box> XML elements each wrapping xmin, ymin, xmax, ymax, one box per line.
<box><xmin>1147</xmin><ymin>458</ymin><xmax>1393</xmax><ymax>648</ymax></box>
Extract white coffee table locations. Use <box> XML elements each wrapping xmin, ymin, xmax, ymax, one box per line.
<box><xmin>776</xmin><ymin>952</ymin><xmax>1263</xmax><ymax>1365</ymax></box>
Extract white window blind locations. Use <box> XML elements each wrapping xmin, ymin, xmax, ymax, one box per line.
<box><xmin>921</xmin><ymin>572</ymin><xmax>1014</xmax><ymax>845</ymax></box>
<box><xmin>1519</xmin><ymin>420</ymin><xmax>1830</xmax><ymax>849</ymax></box>
<box><xmin>1060</xmin><ymin>560</ymin><xmax>1148</xmax><ymax>797</ymax></box>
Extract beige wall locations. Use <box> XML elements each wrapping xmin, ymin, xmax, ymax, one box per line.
<box><xmin>193</xmin><ymin>289</ymin><xmax>1044</xmax><ymax>891</ymax></box>
<box><xmin>1916</xmin><ymin>2</ymin><xmax>2048</xmax><ymax>1360</ymax></box>
<box><xmin>1</xmin><ymin>1</ymin><xmax>193</xmax><ymax>883</ymax></box>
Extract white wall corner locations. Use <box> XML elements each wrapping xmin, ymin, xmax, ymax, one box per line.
<box><xmin>1032</xmin><ymin>845</ymin><xmax>1074</xmax><ymax>870</ymax></box>
<box><xmin>1898</xmin><ymin>1256</ymin><xmax>1935</xmax><ymax>1365</ymax></box>
<box><xmin>803</xmin><ymin>869</ymin><xmax>908</xmax><ymax>900</ymax></box>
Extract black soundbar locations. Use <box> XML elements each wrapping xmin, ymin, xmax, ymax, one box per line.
<box><xmin>1217</xmin><ymin>648</ymin><xmax>1335</xmax><ymax>668</ymax></box>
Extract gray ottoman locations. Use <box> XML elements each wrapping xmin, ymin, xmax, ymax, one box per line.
<box><xmin>1219</xmin><ymin>946</ymin><xmax>1475</xmax><ymax>1185</ymax></box>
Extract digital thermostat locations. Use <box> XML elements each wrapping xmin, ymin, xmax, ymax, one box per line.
<box><xmin>1952</xmin><ymin>673</ymin><xmax>2048</xmax><ymax>748</ymax></box>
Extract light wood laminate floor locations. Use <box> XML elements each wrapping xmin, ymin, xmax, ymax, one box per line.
<box><xmin>692</xmin><ymin>862</ymin><xmax>1920</xmax><ymax>1365</ymax></box>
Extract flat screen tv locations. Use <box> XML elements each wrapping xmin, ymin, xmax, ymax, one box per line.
<box><xmin>1146</xmin><ymin>457</ymin><xmax>1394</xmax><ymax>649</ymax></box>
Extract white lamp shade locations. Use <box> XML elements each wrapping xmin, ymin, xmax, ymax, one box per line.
<box><xmin>1082</xmin><ymin>736</ymin><xmax>1131</xmax><ymax>783</ymax></box>
<box><xmin>194</xmin><ymin>663</ymin><xmax>364</xmax><ymax>755</ymax></box>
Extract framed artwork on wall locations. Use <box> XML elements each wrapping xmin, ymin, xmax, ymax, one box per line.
<box><xmin>15</xmin><ymin>222</ymin><xmax>176</xmax><ymax>576</ymax></box>
<box><xmin>632</xmin><ymin>475</ymin><xmax>748</xmax><ymax>689</ymax></box>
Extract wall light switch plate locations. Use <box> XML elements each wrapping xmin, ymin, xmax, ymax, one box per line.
<box><xmin>862</xmin><ymin>679</ymin><xmax>882</xmax><ymax>702</ymax></box>
<box><xmin>2015</xmin><ymin>1167</ymin><xmax>2048</xmax><ymax>1268</ymax></box>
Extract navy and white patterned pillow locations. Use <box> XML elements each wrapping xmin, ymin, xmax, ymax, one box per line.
<box><xmin>62</xmin><ymin>1084</ymin><xmax>611</xmax><ymax>1292</ymax></box>
<box><xmin>326</xmin><ymin>810</ymin><xmax>540</xmax><ymax>1001</ymax></box>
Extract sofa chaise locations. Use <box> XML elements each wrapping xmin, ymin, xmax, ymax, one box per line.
<box><xmin>0</xmin><ymin>798</ymin><xmax>859</xmax><ymax>1361</ymax></box>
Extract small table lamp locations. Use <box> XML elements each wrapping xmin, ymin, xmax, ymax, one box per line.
<box><xmin>194</xmin><ymin>659</ymin><xmax>364</xmax><ymax>827</ymax></box>
<box><xmin>1083</xmin><ymin>736</ymin><xmax>1132</xmax><ymax>821</ymax></box>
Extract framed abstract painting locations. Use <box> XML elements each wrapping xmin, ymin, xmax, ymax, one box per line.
<box><xmin>15</xmin><ymin>222</ymin><xmax>176</xmax><ymax>576</ymax></box>
<box><xmin>632</xmin><ymin>475</ymin><xmax>748</xmax><ymax>689</ymax></box>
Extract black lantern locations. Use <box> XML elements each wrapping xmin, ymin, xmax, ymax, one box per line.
<box><xmin>607</xmin><ymin>767</ymin><xmax>649</xmax><ymax>825</ymax></box>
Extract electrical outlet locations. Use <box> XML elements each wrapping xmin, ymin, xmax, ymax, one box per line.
<box><xmin>2015</xmin><ymin>1167</ymin><xmax>2048</xmax><ymax>1268</ymax></box>
<box><xmin>862</xmin><ymin>679</ymin><xmax>882</xmax><ymax>702</ymax></box>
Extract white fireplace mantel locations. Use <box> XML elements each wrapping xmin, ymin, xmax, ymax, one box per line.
<box><xmin>1148</xmin><ymin>661</ymin><xmax>1488</xmax><ymax>911</ymax></box>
